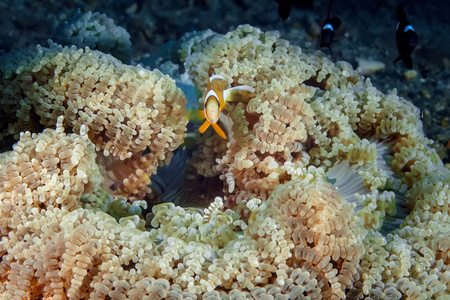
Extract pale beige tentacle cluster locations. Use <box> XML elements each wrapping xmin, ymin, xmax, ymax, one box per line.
<box><xmin>0</xmin><ymin>43</ymin><xmax>187</xmax><ymax>198</ymax></box>
<box><xmin>251</xmin><ymin>177</ymin><xmax>367</xmax><ymax>299</ymax></box>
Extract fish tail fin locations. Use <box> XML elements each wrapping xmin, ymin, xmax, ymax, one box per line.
<box><xmin>199</xmin><ymin>120</ymin><xmax>211</xmax><ymax>133</ymax></box>
<box><xmin>397</xmin><ymin>4</ymin><xmax>407</xmax><ymax>22</ymax></box>
<box><xmin>327</xmin><ymin>0</ymin><xmax>334</xmax><ymax>18</ymax></box>
<box><xmin>212</xmin><ymin>123</ymin><xmax>227</xmax><ymax>139</ymax></box>
<box><xmin>185</xmin><ymin>109</ymin><xmax>205</xmax><ymax>124</ymax></box>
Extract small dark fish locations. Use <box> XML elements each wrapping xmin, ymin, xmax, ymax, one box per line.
<box><xmin>275</xmin><ymin>0</ymin><xmax>314</xmax><ymax>20</ymax></box>
<box><xmin>320</xmin><ymin>0</ymin><xmax>341</xmax><ymax>54</ymax></box>
<box><xmin>394</xmin><ymin>4</ymin><xmax>418</xmax><ymax>69</ymax></box>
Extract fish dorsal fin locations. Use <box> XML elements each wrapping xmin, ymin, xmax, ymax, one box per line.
<box><xmin>210</xmin><ymin>75</ymin><xmax>228</xmax><ymax>91</ymax></box>
<box><xmin>206</xmin><ymin>74</ymin><xmax>212</xmax><ymax>90</ymax></box>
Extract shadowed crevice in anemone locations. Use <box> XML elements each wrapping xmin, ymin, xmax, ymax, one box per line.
<box><xmin>144</xmin><ymin>147</ymin><xmax>224</xmax><ymax>222</ymax></box>
<box><xmin>325</xmin><ymin>139</ymin><xmax>411</xmax><ymax>233</ymax></box>
<box><xmin>379</xmin><ymin>190</ymin><xmax>409</xmax><ymax>235</ymax></box>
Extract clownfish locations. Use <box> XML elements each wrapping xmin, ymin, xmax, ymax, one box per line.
<box><xmin>394</xmin><ymin>4</ymin><xmax>418</xmax><ymax>69</ymax></box>
<box><xmin>186</xmin><ymin>75</ymin><xmax>255</xmax><ymax>139</ymax></box>
<box><xmin>320</xmin><ymin>0</ymin><xmax>341</xmax><ymax>55</ymax></box>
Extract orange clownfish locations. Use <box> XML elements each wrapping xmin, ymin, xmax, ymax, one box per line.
<box><xmin>187</xmin><ymin>75</ymin><xmax>255</xmax><ymax>139</ymax></box>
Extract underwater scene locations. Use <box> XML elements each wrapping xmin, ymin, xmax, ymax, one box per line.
<box><xmin>0</xmin><ymin>0</ymin><xmax>449</xmax><ymax>299</ymax></box>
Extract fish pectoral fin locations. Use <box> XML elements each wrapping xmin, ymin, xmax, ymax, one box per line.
<box><xmin>186</xmin><ymin>109</ymin><xmax>206</xmax><ymax>124</ymax></box>
<box><xmin>199</xmin><ymin>121</ymin><xmax>211</xmax><ymax>133</ymax></box>
<box><xmin>224</xmin><ymin>85</ymin><xmax>256</xmax><ymax>103</ymax></box>
<box><xmin>331</xmin><ymin>17</ymin><xmax>341</xmax><ymax>29</ymax></box>
<box><xmin>212</xmin><ymin>123</ymin><xmax>227</xmax><ymax>139</ymax></box>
